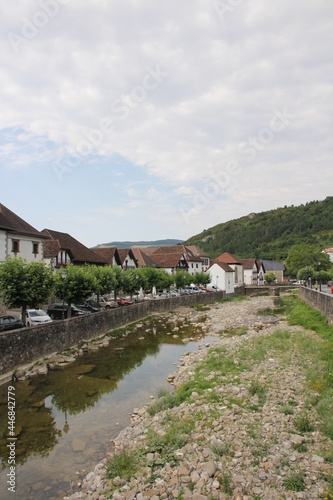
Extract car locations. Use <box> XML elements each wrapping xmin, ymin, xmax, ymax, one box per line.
<box><xmin>74</xmin><ymin>299</ymin><xmax>105</xmax><ymax>313</ymax></box>
<box><xmin>47</xmin><ymin>303</ymin><xmax>91</xmax><ymax>320</ymax></box>
<box><xmin>328</xmin><ymin>281</ymin><xmax>333</xmax><ymax>287</ymax></box>
<box><xmin>98</xmin><ymin>296</ymin><xmax>118</xmax><ymax>309</ymax></box>
<box><xmin>25</xmin><ymin>309</ymin><xmax>52</xmax><ymax>326</ymax></box>
<box><xmin>0</xmin><ymin>315</ymin><xmax>25</xmax><ymax>332</ymax></box>
<box><xmin>116</xmin><ymin>298</ymin><xmax>134</xmax><ymax>306</ymax></box>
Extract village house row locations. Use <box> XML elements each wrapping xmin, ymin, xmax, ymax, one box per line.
<box><xmin>0</xmin><ymin>203</ymin><xmax>287</xmax><ymax>293</ymax></box>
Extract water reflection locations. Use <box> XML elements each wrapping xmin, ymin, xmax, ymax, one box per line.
<box><xmin>0</xmin><ymin>314</ymin><xmax>209</xmax><ymax>499</ymax></box>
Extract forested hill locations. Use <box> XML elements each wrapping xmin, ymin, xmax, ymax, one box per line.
<box><xmin>184</xmin><ymin>197</ymin><xmax>333</xmax><ymax>261</ymax></box>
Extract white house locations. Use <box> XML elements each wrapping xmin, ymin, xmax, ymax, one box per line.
<box><xmin>238</xmin><ymin>258</ymin><xmax>259</xmax><ymax>285</ymax></box>
<box><xmin>186</xmin><ymin>245</ymin><xmax>210</xmax><ymax>272</ymax></box>
<box><xmin>215</xmin><ymin>252</ymin><xmax>244</xmax><ymax>287</ymax></box>
<box><xmin>0</xmin><ymin>203</ymin><xmax>46</xmax><ymax>263</ymax></box>
<box><xmin>206</xmin><ymin>262</ymin><xmax>234</xmax><ymax>294</ymax></box>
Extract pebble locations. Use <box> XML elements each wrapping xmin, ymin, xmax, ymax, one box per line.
<box><xmin>64</xmin><ymin>296</ymin><xmax>333</xmax><ymax>500</ymax></box>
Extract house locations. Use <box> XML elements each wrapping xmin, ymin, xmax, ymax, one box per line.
<box><xmin>117</xmin><ymin>248</ymin><xmax>137</xmax><ymax>270</ymax></box>
<box><xmin>41</xmin><ymin>229</ymin><xmax>107</xmax><ymax>269</ymax></box>
<box><xmin>186</xmin><ymin>245</ymin><xmax>210</xmax><ymax>272</ymax></box>
<box><xmin>261</xmin><ymin>259</ymin><xmax>285</xmax><ymax>282</ymax></box>
<box><xmin>92</xmin><ymin>247</ymin><xmax>121</xmax><ymax>267</ymax></box>
<box><xmin>0</xmin><ymin>203</ymin><xmax>46</xmax><ymax>263</ymax></box>
<box><xmin>206</xmin><ymin>262</ymin><xmax>234</xmax><ymax>294</ymax></box>
<box><xmin>257</xmin><ymin>261</ymin><xmax>266</xmax><ymax>285</ymax></box>
<box><xmin>150</xmin><ymin>245</ymin><xmax>188</xmax><ymax>274</ymax></box>
<box><xmin>131</xmin><ymin>248</ymin><xmax>161</xmax><ymax>268</ymax></box>
<box><xmin>238</xmin><ymin>258</ymin><xmax>259</xmax><ymax>285</ymax></box>
<box><xmin>323</xmin><ymin>247</ymin><xmax>333</xmax><ymax>263</ymax></box>
<box><xmin>215</xmin><ymin>252</ymin><xmax>244</xmax><ymax>287</ymax></box>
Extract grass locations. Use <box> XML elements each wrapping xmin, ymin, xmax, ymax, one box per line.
<box><xmin>222</xmin><ymin>325</ymin><xmax>248</xmax><ymax>337</ymax></box>
<box><xmin>106</xmin><ymin>449</ymin><xmax>139</xmax><ymax>481</ymax></box>
<box><xmin>293</xmin><ymin>411</ymin><xmax>315</xmax><ymax>433</ymax></box>
<box><xmin>284</xmin><ymin>471</ymin><xmax>305</xmax><ymax>492</ymax></box>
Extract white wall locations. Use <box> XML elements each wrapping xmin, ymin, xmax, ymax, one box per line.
<box><xmin>0</xmin><ymin>231</ymin><xmax>6</xmax><ymax>261</ymax></box>
<box><xmin>207</xmin><ymin>264</ymin><xmax>234</xmax><ymax>293</ymax></box>
<box><xmin>2</xmin><ymin>234</ymin><xmax>44</xmax><ymax>263</ymax></box>
<box><xmin>188</xmin><ymin>260</ymin><xmax>203</xmax><ymax>275</ymax></box>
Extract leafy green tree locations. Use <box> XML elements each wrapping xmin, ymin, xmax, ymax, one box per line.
<box><xmin>92</xmin><ymin>266</ymin><xmax>115</xmax><ymax>299</ymax></box>
<box><xmin>285</xmin><ymin>244</ymin><xmax>330</xmax><ymax>277</ymax></box>
<box><xmin>265</xmin><ymin>273</ymin><xmax>276</xmax><ymax>284</ymax></box>
<box><xmin>0</xmin><ymin>258</ymin><xmax>54</xmax><ymax>324</ymax></box>
<box><xmin>110</xmin><ymin>266</ymin><xmax>123</xmax><ymax>300</ymax></box>
<box><xmin>297</xmin><ymin>266</ymin><xmax>315</xmax><ymax>282</ymax></box>
<box><xmin>53</xmin><ymin>265</ymin><xmax>95</xmax><ymax>318</ymax></box>
<box><xmin>174</xmin><ymin>270</ymin><xmax>191</xmax><ymax>290</ymax></box>
<box><xmin>121</xmin><ymin>269</ymin><xmax>139</xmax><ymax>299</ymax></box>
<box><xmin>192</xmin><ymin>271</ymin><xmax>211</xmax><ymax>287</ymax></box>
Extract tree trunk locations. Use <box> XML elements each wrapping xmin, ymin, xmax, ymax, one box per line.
<box><xmin>67</xmin><ymin>301</ymin><xmax>72</xmax><ymax>318</ymax></box>
<box><xmin>21</xmin><ymin>304</ymin><xmax>27</xmax><ymax>325</ymax></box>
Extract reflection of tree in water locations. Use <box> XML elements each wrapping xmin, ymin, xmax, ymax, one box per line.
<box><xmin>0</xmin><ymin>317</ymin><xmax>204</xmax><ymax>468</ymax></box>
<box><xmin>0</xmin><ymin>381</ymin><xmax>61</xmax><ymax>469</ymax></box>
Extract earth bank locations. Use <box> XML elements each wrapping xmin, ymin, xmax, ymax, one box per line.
<box><xmin>64</xmin><ymin>295</ymin><xmax>333</xmax><ymax>500</ymax></box>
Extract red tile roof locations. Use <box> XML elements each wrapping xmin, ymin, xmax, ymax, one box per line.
<box><xmin>131</xmin><ymin>248</ymin><xmax>160</xmax><ymax>267</ymax></box>
<box><xmin>216</xmin><ymin>252</ymin><xmax>241</xmax><ymax>264</ymax></box>
<box><xmin>208</xmin><ymin>262</ymin><xmax>234</xmax><ymax>273</ymax></box>
<box><xmin>238</xmin><ymin>258</ymin><xmax>258</xmax><ymax>270</ymax></box>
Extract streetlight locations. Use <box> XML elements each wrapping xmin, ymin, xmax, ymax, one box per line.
<box><xmin>318</xmin><ymin>261</ymin><xmax>321</xmax><ymax>291</ymax></box>
<box><xmin>61</xmin><ymin>269</ymin><xmax>66</xmax><ymax>320</ymax></box>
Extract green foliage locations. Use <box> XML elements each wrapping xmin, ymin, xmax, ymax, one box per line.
<box><xmin>293</xmin><ymin>411</ymin><xmax>315</xmax><ymax>433</ymax></box>
<box><xmin>286</xmin><ymin>243</ymin><xmax>330</xmax><ymax>277</ymax></box>
<box><xmin>265</xmin><ymin>272</ymin><xmax>276</xmax><ymax>284</ymax></box>
<box><xmin>0</xmin><ymin>258</ymin><xmax>54</xmax><ymax>320</ymax></box>
<box><xmin>106</xmin><ymin>449</ymin><xmax>139</xmax><ymax>480</ymax></box>
<box><xmin>184</xmin><ymin>197</ymin><xmax>333</xmax><ymax>261</ymax></box>
<box><xmin>174</xmin><ymin>270</ymin><xmax>192</xmax><ymax>289</ymax></box>
<box><xmin>53</xmin><ymin>265</ymin><xmax>95</xmax><ymax>308</ymax></box>
<box><xmin>284</xmin><ymin>471</ymin><xmax>305</xmax><ymax>492</ymax></box>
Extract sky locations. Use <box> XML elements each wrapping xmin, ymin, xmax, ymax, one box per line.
<box><xmin>0</xmin><ymin>0</ymin><xmax>332</xmax><ymax>248</ymax></box>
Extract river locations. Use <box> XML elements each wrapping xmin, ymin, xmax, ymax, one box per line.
<box><xmin>0</xmin><ymin>312</ymin><xmax>214</xmax><ymax>499</ymax></box>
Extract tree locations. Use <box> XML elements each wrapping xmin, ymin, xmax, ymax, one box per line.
<box><xmin>285</xmin><ymin>244</ymin><xmax>330</xmax><ymax>277</ymax></box>
<box><xmin>53</xmin><ymin>265</ymin><xmax>95</xmax><ymax>318</ymax></box>
<box><xmin>174</xmin><ymin>270</ymin><xmax>191</xmax><ymax>290</ymax></box>
<box><xmin>92</xmin><ymin>266</ymin><xmax>115</xmax><ymax>299</ymax></box>
<box><xmin>0</xmin><ymin>258</ymin><xmax>54</xmax><ymax>324</ymax></box>
<box><xmin>121</xmin><ymin>269</ymin><xmax>139</xmax><ymax>299</ymax></box>
<box><xmin>265</xmin><ymin>273</ymin><xmax>276</xmax><ymax>284</ymax></box>
<box><xmin>192</xmin><ymin>271</ymin><xmax>211</xmax><ymax>287</ymax></box>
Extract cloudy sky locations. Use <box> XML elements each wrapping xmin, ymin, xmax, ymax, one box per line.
<box><xmin>1</xmin><ymin>0</ymin><xmax>332</xmax><ymax>248</ymax></box>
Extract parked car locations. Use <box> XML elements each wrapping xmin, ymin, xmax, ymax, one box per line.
<box><xmin>98</xmin><ymin>296</ymin><xmax>118</xmax><ymax>309</ymax></box>
<box><xmin>0</xmin><ymin>315</ymin><xmax>25</xmax><ymax>332</ymax></box>
<box><xmin>25</xmin><ymin>309</ymin><xmax>52</xmax><ymax>326</ymax></box>
<box><xmin>75</xmin><ymin>299</ymin><xmax>105</xmax><ymax>313</ymax></box>
<box><xmin>116</xmin><ymin>298</ymin><xmax>134</xmax><ymax>306</ymax></box>
<box><xmin>47</xmin><ymin>303</ymin><xmax>90</xmax><ymax>320</ymax></box>
<box><xmin>328</xmin><ymin>281</ymin><xmax>333</xmax><ymax>287</ymax></box>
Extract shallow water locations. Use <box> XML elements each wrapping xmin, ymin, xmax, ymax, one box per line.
<box><xmin>0</xmin><ymin>314</ymin><xmax>214</xmax><ymax>499</ymax></box>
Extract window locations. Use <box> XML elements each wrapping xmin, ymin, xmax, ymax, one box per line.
<box><xmin>12</xmin><ymin>240</ymin><xmax>20</xmax><ymax>254</ymax></box>
<box><xmin>32</xmin><ymin>242</ymin><xmax>39</xmax><ymax>256</ymax></box>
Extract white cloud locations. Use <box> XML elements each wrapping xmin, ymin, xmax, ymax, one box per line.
<box><xmin>0</xmin><ymin>0</ymin><xmax>332</xmax><ymax>243</ymax></box>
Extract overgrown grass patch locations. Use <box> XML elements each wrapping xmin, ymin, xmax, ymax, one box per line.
<box><xmin>222</xmin><ymin>325</ymin><xmax>248</xmax><ymax>337</ymax></box>
<box><xmin>106</xmin><ymin>449</ymin><xmax>139</xmax><ymax>481</ymax></box>
<box><xmin>284</xmin><ymin>471</ymin><xmax>305</xmax><ymax>492</ymax></box>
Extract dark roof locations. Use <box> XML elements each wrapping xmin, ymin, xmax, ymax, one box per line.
<box><xmin>186</xmin><ymin>245</ymin><xmax>210</xmax><ymax>258</ymax></box>
<box><xmin>131</xmin><ymin>248</ymin><xmax>161</xmax><ymax>268</ymax></box>
<box><xmin>117</xmin><ymin>248</ymin><xmax>137</xmax><ymax>266</ymax></box>
<box><xmin>0</xmin><ymin>203</ymin><xmax>46</xmax><ymax>238</ymax></box>
<box><xmin>150</xmin><ymin>246</ymin><xmax>188</xmax><ymax>269</ymax></box>
<box><xmin>92</xmin><ymin>247</ymin><xmax>121</xmax><ymax>266</ymax></box>
<box><xmin>151</xmin><ymin>245</ymin><xmax>202</xmax><ymax>263</ymax></box>
<box><xmin>216</xmin><ymin>252</ymin><xmax>241</xmax><ymax>265</ymax></box>
<box><xmin>42</xmin><ymin>229</ymin><xmax>107</xmax><ymax>265</ymax></box>
<box><xmin>238</xmin><ymin>258</ymin><xmax>258</xmax><ymax>270</ymax></box>
<box><xmin>261</xmin><ymin>259</ymin><xmax>285</xmax><ymax>271</ymax></box>
<box><xmin>43</xmin><ymin>239</ymin><xmax>62</xmax><ymax>258</ymax></box>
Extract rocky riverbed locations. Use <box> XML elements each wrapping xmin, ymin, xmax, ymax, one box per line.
<box><xmin>64</xmin><ymin>295</ymin><xmax>333</xmax><ymax>499</ymax></box>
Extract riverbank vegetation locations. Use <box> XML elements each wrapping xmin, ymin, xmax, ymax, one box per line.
<box><xmin>105</xmin><ymin>292</ymin><xmax>333</xmax><ymax>498</ymax></box>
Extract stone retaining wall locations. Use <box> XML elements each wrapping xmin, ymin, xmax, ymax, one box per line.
<box><xmin>0</xmin><ymin>291</ymin><xmax>226</xmax><ymax>375</ymax></box>
<box><xmin>299</xmin><ymin>286</ymin><xmax>333</xmax><ymax>324</ymax></box>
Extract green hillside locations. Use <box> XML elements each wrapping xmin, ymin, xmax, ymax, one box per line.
<box><xmin>184</xmin><ymin>197</ymin><xmax>333</xmax><ymax>261</ymax></box>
